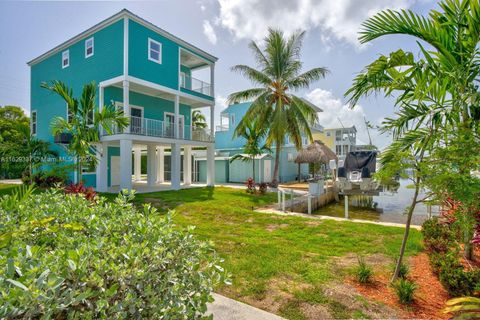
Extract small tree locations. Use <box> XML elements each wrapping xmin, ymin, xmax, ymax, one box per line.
<box><xmin>192</xmin><ymin>110</ymin><xmax>208</xmax><ymax>129</ymax></box>
<box><xmin>230</xmin><ymin>119</ymin><xmax>270</xmax><ymax>185</ymax></box>
<box><xmin>42</xmin><ymin>81</ymin><xmax>129</xmax><ymax>183</ymax></box>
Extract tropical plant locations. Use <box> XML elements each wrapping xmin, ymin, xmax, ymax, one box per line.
<box><xmin>64</xmin><ymin>182</ymin><xmax>97</xmax><ymax>201</ymax></box>
<box><xmin>42</xmin><ymin>81</ymin><xmax>129</xmax><ymax>184</ymax></box>
<box><xmin>346</xmin><ymin>0</ymin><xmax>480</xmax><ymax>275</ymax></box>
<box><xmin>230</xmin><ymin>119</ymin><xmax>269</xmax><ymax>183</ymax></box>
<box><xmin>228</xmin><ymin>28</ymin><xmax>328</xmax><ymax>186</ymax></box>
<box><xmin>0</xmin><ymin>189</ymin><xmax>229</xmax><ymax>318</ymax></box>
<box><xmin>355</xmin><ymin>257</ymin><xmax>373</xmax><ymax>284</ymax></box>
<box><xmin>444</xmin><ymin>297</ymin><xmax>480</xmax><ymax>319</ymax></box>
<box><xmin>392</xmin><ymin>259</ymin><xmax>409</xmax><ymax>279</ymax></box>
<box><xmin>392</xmin><ymin>279</ymin><xmax>417</xmax><ymax>304</ymax></box>
<box><xmin>192</xmin><ymin>110</ymin><xmax>208</xmax><ymax>129</ymax></box>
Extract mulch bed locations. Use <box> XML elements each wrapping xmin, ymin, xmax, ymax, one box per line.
<box><xmin>347</xmin><ymin>253</ymin><xmax>450</xmax><ymax>319</ymax></box>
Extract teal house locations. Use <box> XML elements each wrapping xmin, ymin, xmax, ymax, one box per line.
<box><xmin>28</xmin><ymin>9</ymin><xmax>217</xmax><ymax>191</ymax></box>
<box><xmin>196</xmin><ymin>102</ymin><xmax>324</xmax><ymax>184</ymax></box>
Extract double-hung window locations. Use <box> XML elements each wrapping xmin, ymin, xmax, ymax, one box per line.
<box><xmin>31</xmin><ymin>110</ymin><xmax>37</xmax><ymax>135</ymax></box>
<box><xmin>148</xmin><ymin>38</ymin><xmax>162</xmax><ymax>64</ymax></box>
<box><xmin>62</xmin><ymin>50</ymin><xmax>69</xmax><ymax>68</ymax></box>
<box><xmin>85</xmin><ymin>37</ymin><xmax>94</xmax><ymax>58</ymax></box>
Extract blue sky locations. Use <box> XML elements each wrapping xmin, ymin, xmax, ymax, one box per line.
<box><xmin>0</xmin><ymin>0</ymin><xmax>436</xmax><ymax>147</ymax></box>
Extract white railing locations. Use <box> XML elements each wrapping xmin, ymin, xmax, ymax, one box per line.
<box><xmin>102</xmin><ymin>116</ymin><xmax>213</xmax><ymax>142</ymax></box>
<box><xmin>180</xmin><ymin>74</ymin><xmax>212</xmax><ymax>96</ymax></box>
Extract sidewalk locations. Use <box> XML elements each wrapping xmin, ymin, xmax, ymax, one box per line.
<box><xmin>207</xmin><ymin>293</ymin><xmax>284</xmax><ymax>320</ymax></box>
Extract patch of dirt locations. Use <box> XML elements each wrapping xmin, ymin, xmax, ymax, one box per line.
<box><xmin>332</xmin><ymin>252</ymin><xmax>392</xmax><ymax>269</ymax></box>
<box><xmin>323</xmin><ymin>282</ymin><xmax>399</xmax><ymax>319</ymax></box>
<box><xmin>265</xmin><ymin>223</ymin><xmax>290</xmax><ymax>232</ymax></box>
<box><xmin>304</xmin><ymin>220</ymin><xmax>322</xmax><ymax>227</ymax></box>
<box><xmin>299</xmin><ymin>302</ymin><xmax>332</xmax><ymax>320</ymax></box>
<box><xmin>347</xmin><ymin>253</ymin><xmax>450</xmax><ymax>319</ymax></box>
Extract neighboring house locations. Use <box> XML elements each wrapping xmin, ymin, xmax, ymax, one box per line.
<box><xmin>313</xmin><ymin>126</ymin><xmax>357</xmax><ymax>160</ymax></box>
<box><xmin>28</xmin><ymin>9</ymin><xmax>217</xmax><ymax>191</ymax></box>
<box><xmin>196</xmin><ymin>102</ymin><xmax>324</xmax><ymax>183</ymax></box>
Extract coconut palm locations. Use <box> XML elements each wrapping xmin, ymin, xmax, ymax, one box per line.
<box><xmin>346</xmin><ymin>0</ymin><xmax>480</xmax><ymax>270</ymax></box>
<box><xmin>42</xmin><ymin>81</ymin><xmax>129</xmax><ymax>183</ymax></box>
<box><xmin>192</xmin><ymin>110</ymin><xmax>207</xmax><ymax>129</ymax></box>
<box><xmin>228</xmin><ymin>28</ymin><xmax>328</xmax><ymax>186</ymax></box>
<box><xmin>230</xmin><ymin>119</ymin><xmax>270</xmax><ymax>184</ymax></box>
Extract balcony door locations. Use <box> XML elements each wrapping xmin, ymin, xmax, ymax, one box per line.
<box><xmin>130</xmin><ymin>106</ymin><xmax>143</xmax><ymax>134</ymax></box>
<box><xmin>165</xmin><ymin>113</ymin><xmax>184</xmax><ymax>139</ymax></box>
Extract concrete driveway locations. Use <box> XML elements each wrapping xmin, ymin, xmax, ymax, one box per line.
<box><xmin>207</xmin><ymin>293</ymin><xmax>284</xmax><ymax>320</ymax></box>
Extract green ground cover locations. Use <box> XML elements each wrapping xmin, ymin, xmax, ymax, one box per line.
<box><xmin>0</xmin><ymin>184</ymin><xmax>423</xmax><ymax>319</ymax></box>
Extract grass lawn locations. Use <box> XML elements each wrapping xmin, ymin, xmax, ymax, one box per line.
<box><xmin>0</xmin><ymin>184</ymin><xmax>423</xmax><ymax>319</ymax></box>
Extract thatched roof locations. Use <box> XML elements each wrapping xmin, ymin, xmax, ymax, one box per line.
<box><xmin>294</xmin><ymin>140</ymin><xmax>337</xmax><ymax>164</ymax></box>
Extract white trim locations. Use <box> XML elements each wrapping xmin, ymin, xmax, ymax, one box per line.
<box><xmin>124</xmin><ymin>17</ymin><xmax>128</xmax><ymax>76</ymax></box>
<box><xmin>100</xmin><ymin>133</ymin><xmax>214</xmax><ymax>147</ymax></box>
<box><xmin>27</xmin><ymin>9</ymin><xmax>217</xmax><ymax>66</ymax></box>
<box><xmin>62</xmin><ymin>50</ymin><xmax>69</xmax><ymax>68</ymax></box>
<box><xmin>99</xmin><ymin>75</ymin><xmax>126</xmax><ymax>87</ymax></box>
<box><xmin>179</xmin><ymin>47</ymin><xmax>212</xmax><ymax>69</ymax></box>
<box><xmin>165</xmin><ymin>111</ymin><xmax>184</xmax><ymax>139</ymax></box>
<box><xmin>85</xmin><ymin>37</ymin><xmax>94</xmax><ymax>58</ymax></box>
<box><xmin>180</xmin><ymin>71</ymin><xmax>186</xmax><ymax>88</ymax></box>
<box><xmin>148</xmin><ymin>38</ymin><xmax>162</xmax><ymax>64</ymax></box>
<box><xmin>30</xmin><ymin>110</ymin><xmax>37</xmax><ymax>136</ymax></box>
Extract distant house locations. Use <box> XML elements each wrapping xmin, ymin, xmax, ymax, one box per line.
<box><xmin>196</xmin><ymin>102</ymin><xmax>324</xmax><ymax>183</ymax></box>
<box><xmin>28</xmin><ymin>9</ymin><xmax>217</xmax><ymax>191</ymax></box>
<box><xmin>313</xmin><ymin>126</ymin><xmax>357</xmax><ymax>160</ymax></box>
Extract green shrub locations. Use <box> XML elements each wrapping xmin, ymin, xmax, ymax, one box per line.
<box><xmin>421</xmin><ymin>217</ymin><xmax>455</xmax><ymax>253</ymax></box>
<box><xmin>392</xmin><ymin>259</ymin><xmax>409</xmax><ymax>279</ymax></box>
<box><xmin>0</xmin><ymin>189</ymin><xmax>229</xmax><ymax>319</ymax></box>
<box><xmin>392</xmin><ymin>279</ymin><xmax>417</xmax><ymax>304</ymax></box>
<box><xmin>355</xmin><ymin>257</ymin><xmax>373</xmax><ymax>284</ymax></box>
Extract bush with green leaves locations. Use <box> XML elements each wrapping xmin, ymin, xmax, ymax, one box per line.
<box><xmin>0</xmin><ymin>189</ymin><xmax>229</xmax><ymax>319</ymax></box>
<box><xmin>421</xmin><ymin>217</ymin><xmax>455</xmax><ymax>253</ymax></box>
<box><xmin>392</xmin><ymin>279</ymin><xmax>417</xmax><ymax>304</ymax></box>
<box><xmin>355</xmin><ymin>257</ymin><xmax>373</xmax><ymax>284</ymax></box>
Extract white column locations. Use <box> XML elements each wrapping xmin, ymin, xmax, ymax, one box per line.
<box><xmin>96</xmin><ymin>142</ymin><xmax>108</xmax><ymax>192</ymax></box>
<box><xmin>174</xmin><ymin>95</ymin><xmax>180</xmax><ymax>139</ymax></box>
<box><xmin>183</xmin><ymin>146</ymin><xmax>192</xmax><ymax>185</ymax></box>
<box><xmin>171</xmin><ymin>143</ymin><xmax>181</xmax><ymax>190</ymax></box>
<box><xmin>210</xmin><ymin>104</ymin><xmax>215</xmax><ymax>140</ymax></box>
<box><xmin>210</xmin><ymin>64</ymin><xmax>215</xmax><ymax>97</ymax></box>
<box><xmin>123</xmin><ymin>80</ymin><xmax>130</xmax><ymax>133</ymax></box>
<box><xmin>206</xmin><ymin>144</ymin><xmax>215</xmax><ymax>186</ymax></box>
<box><xmin>134</xmin><ymin>148</ymin><xmax>142</xmax><ymax>181</ymax></box>
<box><xmin>157</xmin><ymin>146</ymin><xmax>164</xmax><ymax>183</ymax></box>
<box><xmin>147</xmin><ymin>144</ymin><xmax>157</xmax><ymax>187</ymax></box>
<box><xmin>120</xmin><ymin>139</ymin><xmax>132</xmax><ymax>190</ymax></box>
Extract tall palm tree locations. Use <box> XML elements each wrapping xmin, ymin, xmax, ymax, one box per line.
<box><xmin>230</xmin><ymin>119</ymin><xmax>270</xmax><ymax>183</ymax></box>
<box><xmin>192</xmin><ymin>110</ymin><xmax>208</xmax><ymax>129</ymax></box>
<box><xmin>228</xmin><ymin>28</ymin><xmax>328</xmax><ymax>186</ymax></box>
<box><xmin>42</xmin><ymin>81</ymin><xmax>129</xmax><ymax>183</ymax></box>
<box><xmin>346</xmin><ymin>0</ymin><xmax>480</xmax><ymax>268</ymax></box>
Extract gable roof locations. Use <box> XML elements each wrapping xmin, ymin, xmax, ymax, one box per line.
<box><xmin>27</xmin><ymin>9</ymin><xmax>218</xmax><ymax>66</ymax></box>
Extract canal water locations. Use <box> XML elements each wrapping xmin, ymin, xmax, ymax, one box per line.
<box><xmin>312</xmin><ymin>179</ymin><xmax>439</xmax><ymax>225</ymax></box>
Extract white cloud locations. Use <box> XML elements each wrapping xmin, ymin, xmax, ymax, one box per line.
<box><xmin>202</xmin><ymin>20</ymin><xmax>218</xmax><ymax>44</ymax></box>
<box><xmin>215</xmin><ymin>0</ymin><xmax>415</xmax><ymax>47</ymax></box>
<box><xmin>306</xmin><ymin>88</ymin><xmax>390</xmax><ymax>148</ymax></box>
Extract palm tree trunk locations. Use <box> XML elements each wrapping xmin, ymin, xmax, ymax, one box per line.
<box><xmin>272</xmin><ymin>143</ymin><xmax>281</xmax><ymax>187</ymax></box>
<box><xmin>391</xmin><ymin>176</ymin><xmax>420</xmax><ymax>282</ymax></box>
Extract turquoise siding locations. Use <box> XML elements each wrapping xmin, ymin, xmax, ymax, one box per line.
<box><xmin>82</xmin><ymin>174</ymin><xmax>96</xmax><ymax>188</ymax></box>
<box><xmin>197</xmin><ymin>160</ymin><xmax>228</xmax><ymax>183</ymax></box>
<box><xmin>103</xmin><ymin>87</ymin><xmax>191</xmax><ymax>126</ymax></box>
<box><xmin>229</xmin><ymin>159</ymin><xmax>265</xmax><ymax>183</ymax></box>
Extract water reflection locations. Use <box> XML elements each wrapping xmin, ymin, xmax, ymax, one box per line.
<box><xmin>313</xmin><ymin>179</ymin><xmax>438</xmax><ymax>225</ymax></box>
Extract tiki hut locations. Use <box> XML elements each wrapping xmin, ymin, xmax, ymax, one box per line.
<box><xmin>294</xmin><ymin>141</ymin><xmax>338</xmax><ymax>180</ymax></box>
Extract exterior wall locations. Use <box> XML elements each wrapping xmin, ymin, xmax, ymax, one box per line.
<box><xmin>30</xmin><ymin>19</ymin><xmax>124</xmax><ymax>183</ymax></box>
<box><xmin>312</xmin><ymin>131</ymin><xmax>335</xmax><ymax>150</ymax></box>
<box><xmin>107</xmin><ymin>146</ymin><xmax>120</xmax><ymax>187</ymax></box>
<box><xmin>197</xmin><ymin>159</ymin><xmax>228</xmax><ymax>183</ymax></box>
<box><xmin>215</xmin><ymin>102</ymin><xmax>251</xmax><ymax>150</ymax></box>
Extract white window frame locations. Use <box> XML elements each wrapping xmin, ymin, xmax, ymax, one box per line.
<box><xmin>62</xmin><ymin>50</ymin><xmax>69</xmax><ymax>68</ymax></box>
<box><xmin>164</xmin><ymin>112</ymin><xmax>185</xmax><ymax>138</ymax></box>
<box><xmin>148</xmin><ymin>38</ymin><xmax>162</xmax><ymax>64</ymax></box>
<box><xmin>31</xmin><ymin>110</ymin><xmax>37</xmax><ymax>136</ymax></box>
<box><xmin>180</xmin><ymin>71</ymin><xmax>186</xmax><ymax>87</ymax></box>
<box><xmin>85</xmin><ymin>37</ymin><xmax>94</xmax><ymax>58</ymax></box>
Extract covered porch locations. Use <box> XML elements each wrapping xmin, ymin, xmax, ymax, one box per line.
<box><xmin>95</xmin><ymin>138</ymin><xmax>215</xmax><ymax>192</ymax></box>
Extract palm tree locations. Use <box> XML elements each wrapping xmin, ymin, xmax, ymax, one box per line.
<box><xmin>228</xmin><ymin>28</ymin><xmax>328</xmax><ymax>186</ymax></box>
<box><xmin>17</xmin><ymin>123</ymin><xmax>58</xmax><ymax>184</ymax></box>
<box><xmin>230</xmin><ymin>119</ymin><xmax>270</xmax><ymax>183</ymax></box>
<box><xmin>346</xmin><ymin>0</ymin><xmax>480</xmax><ymax>269</ymax></box>
<box><xmin>192</xmin><ymin>110</ymin><xmax>207</xmax><ymax>129</ymax></box>
<box><xmin>42</xmin><ymin>81</ymin><xmax>129</xmax><ymax>184</ymax></box>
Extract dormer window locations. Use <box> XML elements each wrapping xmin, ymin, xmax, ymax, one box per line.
<box><xmin>148</xmin><ymin>38</ymin><xmax>162</xmax><ymax>64</ymax></box>
<box><xmin>85</xmin><ymin>37</ymin><xmax>94</xmax><ymax>58</ymax></box>
<box><xmin>62</xmin><ymin>50</ymin><xmax>69</xmax><ymax>68</ymax></box>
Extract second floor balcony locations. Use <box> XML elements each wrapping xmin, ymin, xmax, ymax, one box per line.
<box><xmin>101</xmin><ymin>116</ymin><xmax>214</xmax><ymax>143</ymax></box>
<box><xmin>180</xmin><ymin>73</ymin><xmax>212</xmax><ymax>97</ymax></box>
